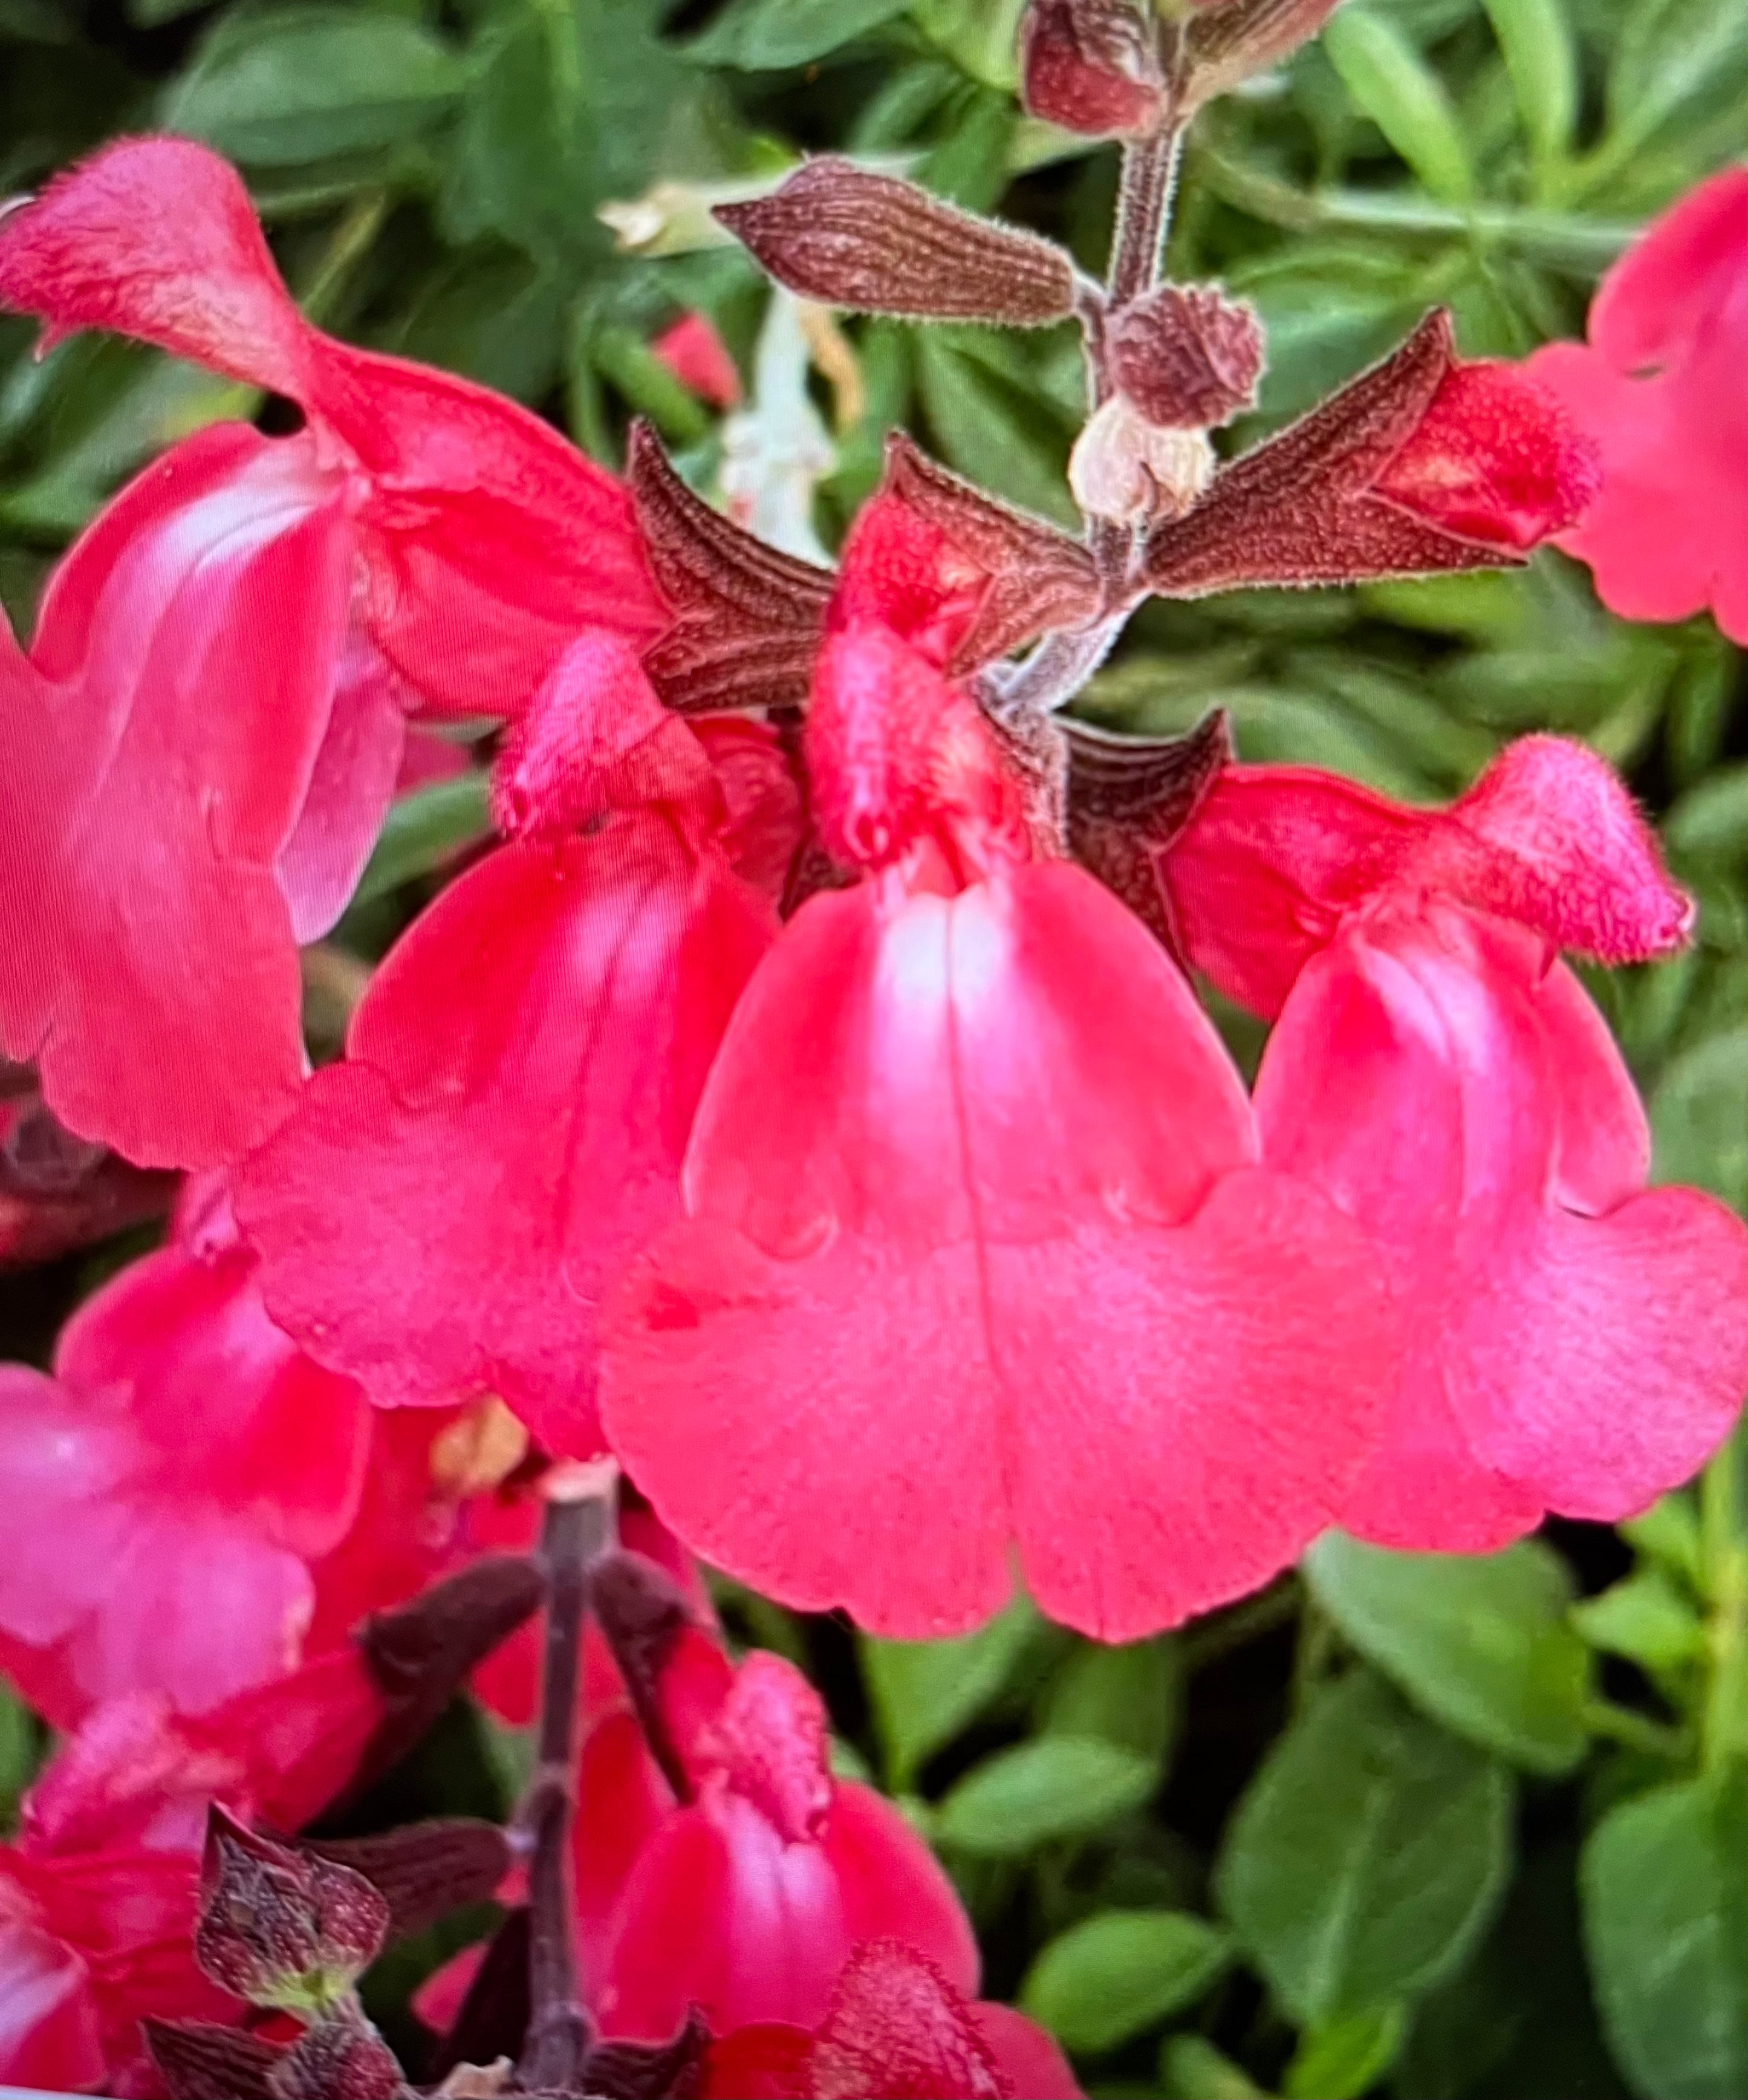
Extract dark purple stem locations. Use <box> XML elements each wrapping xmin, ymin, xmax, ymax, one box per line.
<box><xmin>518</xmin><ymin>1473</ymin><xmax>614</xmax><ymax>2093</ymax></box>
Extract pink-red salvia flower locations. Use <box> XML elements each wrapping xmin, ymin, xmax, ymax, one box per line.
<box><xmin>0</xmin><ymin>137</ymin><xmax>665</xmax><ymax>1167</ymax></box>
<box><xmin>698</xmin><ymin>1939</ymin><xmax>1081</xmax><ymax>2099</ymax></box>
<box><xmin>653</xmin><ymin>311</ymin><xmax>743</xmax><ymax>409</ymax></box>
<box><xmin>0</xmin><ymin>1174</ymin><xmax>371</xmax><ymax>1725</ymax></box>
<box><xmin>417</xmin><ymin>1577</ymin><xmax>975</xmax><ymax>2044</ymax></box>
<box><xmin>236</xmin><ymin>641</ymin><xmax>789</xmax><ymax>1458</ymax></box>
<box><xmin>1164</xmin><ymin>741</ymin><xmax>1747</xmax><ymax>1549</ymax></box>
<box><xmin>0</xmin><ymin>1654</ymin><xmax>396</xmax><ymax>2095</ymax></box>
<box><xmin>600</xmin><ymin>492</ymin><xmax>1401</xmax><ymax>1642</ymax></box>
<box><xmin>1529</xmin><ymin>166</ymin><xmax>1747</xmax><ymax>643</ymax></box>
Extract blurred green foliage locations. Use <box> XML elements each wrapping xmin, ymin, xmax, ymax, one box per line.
<box><xmin>1</xmin><ymin>2</ymin><xmax>1743</xmax><ymax>2095</ymax></box>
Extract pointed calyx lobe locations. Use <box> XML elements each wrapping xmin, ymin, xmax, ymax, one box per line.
<box><xmin>1165</xmin><ymin>741</ymin><xmax>1745</xmax><ymax>1550</ymax></box>
<box><xmin>601</xmin><ymin>511</ymin><xmax>1400</xmax><ymax>1643</ymax></box>
<box><xmin>1142</xmin><ymin>310</ymin><xmax>1599</xmax><ymax>597</ymax></box>
<box><xmin>714</xmin><ymin>160</ymin><xmax>1079</xmax><ymax>327</ymax></box>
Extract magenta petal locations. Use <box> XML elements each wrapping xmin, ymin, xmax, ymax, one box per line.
<box><xmin>238</xmin><ymin>819</ymin><xmax>775</xmax><ymax>1454</ymax></box>
<box><xmin>606</xmin><ymin>866</ymin><xmax>1396</xmax><ymax>1641</ymax></box>
<box><xmin>0</xmin><ymin>424</ymin><xmax>353</xmax><ymax>1167</ymax></box>
<box><xmin>278</xmin><ymin>634</ymin><xmax>409</xmax><ymax>944</ymax></box>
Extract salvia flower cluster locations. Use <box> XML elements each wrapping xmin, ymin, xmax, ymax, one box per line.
<box><xmin>0</xmin><ymin>0</ymin><xmax>1743</xmax><ymax>2087</ymax></box>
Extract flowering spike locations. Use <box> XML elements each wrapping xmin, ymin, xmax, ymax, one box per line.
<box><xmin>1108</xmin><ymin>284</ymin><xmax>1266</xmax><ymax>429</ymax></box>
<box><xmin>1142</xmin><ymin>310</ymin><xmax>1598</xmax><ymax>595</ymax></box>
<box><xmin>715</xmin><ymin>160</ymin><xmax>1079</xmax><ymax>327</ymax></box>
<box><xmin>629</xmin><ymin>420</ymin><xmax>833</xmax><ymax>716</ymax></box>
<box><xmin>195</xmin><ymin>1808</ymin><xmax>389</xmax><ymax>2015</ymax></box>
<box><xmin>1019</xmin><ymin>0</ymin><xmax>1166</xmax><ymax>138</ymax></box>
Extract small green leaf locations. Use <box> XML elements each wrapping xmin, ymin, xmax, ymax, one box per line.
<box><xmin>1020</xmin><ymin>1910</ymin><xmax>1233</xmax><ymax>2053</ymax></box>
<box><xmin>1216</xmin><ymin>1671</ymin><xmax>1513</xmax><ymax>2023</ymax></box>
<box><xmin>1284</xmin><ymin>2003</ymin><xmax>1409</xmax><ymax>2100</ymax></box>
<box><xmin>1322</xmin><ymin>7</ymin><xmax>1477</xmax><ymax>204</ymax></box>
<box><xmin>1160</xmin><ymin>2035</ymin><xmax>1266</xmax><ymax>2099</ymax></box>
<box><xmin>164</xmin><ymin>8</ymin><xmax>465</xmax><ymax>167</ymax></box>
<box><xmin>353</xmin><ymin>775</ymin><xmax>491</xmax><ymax>907</ymax></box>
<box><xmin>910</xmin><ymin>0</ymin><xmax>1030</xmax><ymax>88</ymax></box>
<box><xmin>1622</xmin><ymin>1492</ymin><xmax>1707</xmax><ymax>1589</ymax></box>
<box><xmin>1651</xmin><ymin>1023</ymin><xmax>1748</xmax><ymax>1214</ymax></box>
<box><xmin>1040</xmin><ymin>1637</ymin><xmax>1181</xmax><ymax>1765</ymax></box>
<box><xmin>1303</xmin><ymin>1532</ymin><xmax>1593</xmax><ymax>1774</ymax></box>
<box><xmin>861</xmin><ymin>1592</ymin><xmax>1041</xmax><ymax>1789</ymax></box>
<box><xmin>685</xmin><ymin>0</ymin><xmax>909</xmax><ymax>70</ymax></box>
<box><xmin>1582</xmin><ymin>1773</ymin><xmax>1748</xmax><ymax>2100</ymax></box>
<box><xmin>935</xmin><ymin>1735</ymin><xmax>1157</xmax><ymax>1856</ymax></box>
<box><xmin>1482</xmin><ymin>0</ymin><xmax>1578</xmax><ymax>169</ymax></box>
<box><xmin>1573</xmin><ymin>1568</ymin><xmax>1708</xmax><ymax>1671</ymax></box>
<box><xmin>915</xmin><ymin>330</ymin><xmax>1077</xmax><ymax>527</ymax></box>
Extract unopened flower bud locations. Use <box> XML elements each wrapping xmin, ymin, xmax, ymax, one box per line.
<box><xmin>715</xmin><ymin>160</ymin><xmax>1078</xmax><ymax>327</ymax></box>
<box><xmin>267</xmin><ymin>2006</ymin><xmax>406</xmax><ymax>2100</ymax></box>
<box><xmin>196</xmin><ymin>1809</ymin><xmax>389</xmax><ymax>2015</ymax></box>
<box><xmin>1020</xmin><ymin>0</ymin><xmax>1166</xmax><ymax>137</ymax></box>
<box><xmin>1070</xmin><ymin>395</ymin><xmax>1216</xmax><ymax>526</ymax></box>
<box><xmin>1109</xmin><ymin>284</ymin><xmax>1265</xmax><ymax>429</ymax></box>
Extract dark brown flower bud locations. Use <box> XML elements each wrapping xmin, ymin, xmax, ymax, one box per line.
<box><xmin>1020</xmin><ymin>0</ymin><xmax>1166</xmax><ymax>137</ymax></box>
<box><xmin>1070</xmin><ymin>395</ymin><xmax>1216</xmax><ymax>525</ymax></box>
<box><xmin>714</xmin><ymin>159</ymin><xmax>1078</xmax><ymax>327</ymax></box>
<box><xmin>267</xmin><ymin>2007</ymin><xmax>407</xmax><ymax>2100</ymax></box>
<box><xmin>1181</xmin><ymin>0</ymin><xmax>1346</xmax><ymax>114</ymax></box>
<box><xmin>1108</xmin><ymin>284</ymin><xmax>1265</xmax><ymax>429</ymax></box>
<box><xmin>195</xmin><ymin>1809</ymin><xmax>389</xmax><ymax>2015</ymax></box>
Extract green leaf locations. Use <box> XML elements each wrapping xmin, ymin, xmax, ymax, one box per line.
<box><xmin>686</xmin><ymin>0</ymin><xmax>909</xmax><ymax>70</ymax></box>
<box><xmin>1603</xmin><ymin>0</ymin><xmax>1748</xmax><ymax>172</ymax></box>
<box><xmin>1583</xmin><ymin>1773</ymin><xmax>1748</xmax><ymax>2100</ymax></box>
<box><xmin>1</xmin><ymin>1682</ymin><xmax>41</xmax><ymax>1827</ymax></box>
<box><xmin>1283</xmin><ymin>2003</ymin><xmax>1409</xmax><ymax>2100</ymax></box>
<box><xmin>861</xmin><ymin>1592</ymin><xmax>1041</xmax><ymax>1789</ymax></box>
<box><xmin>1040</xmin><ymin>1637</ymin><xmax>1181</xmax><ymax>1766</ymax></box>
<box><xmin>1573</xmin><ymin>1568</ymin><xmax>1709</xmax><ymax>1671</ymax></box>
<box><xmin>1303</xmin><ymin>1532</ymin><xmax>1593</xmax><ymax>1775</ymax></box>
<box><xmin>911</xmin><ymin>0</ymin><xmax>1029</xmax><ymax>88</ymax></box>
<box><xmin>353</xmin><ymin>775</ymin><xmax>491</xmax><ymax>907</ymax></box>
<box><xmin>1160</xmin><ymin>2035</ymin><xmax>1267</xmax><ymax>2099</ymax></box>
<box><xmin>915</xmin><ymin>330</ymin><xmax>1077</xmax><ymax>527</ymax></box>
<box><xmin>1651</xmin><ymin>1024</ymin><xmax>1748</xmax><ymax>1214</ymax></box>
<box><xmin>164</xmin><ymin>7</ymin><xmax>465</xmax><ymax>167</ymax></box>
<box><xmin>1622</xmin><ymin>1492</ymin><xmax>1707</xmax><ymax>1590</ymax></box>
<box><xmin>1482</xmin><ymin>0</ymin><xmax>1578</xmax><ymax>168</ymax></box>
<box><xmin>1216</xmin><ymin>1671</ymin><xmax>1513</xmax><ymax>2023</ymax></box>
<box><xmin>1020</xmin><ymin>1910</ymin><xmax>1233</xmax><ymax>2053</ymax></box>
<box><xmin>1322</xmin><ymin>7</ymin><xmax>1477</xmax><ymax>204</ymax></box>
<box><xmin>935</xmin><ymin>1735</ymin><xmax>1158</xmax><ymax>1856</ymax></box>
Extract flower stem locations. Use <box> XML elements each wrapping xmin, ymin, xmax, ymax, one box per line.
<box><xmin>518</xmin><ymin>1463</ymin><xmax>616</xmax><ymax>2092</ymax></box>
<box><xmin>1582</xmin><ymin>1699</ymin><xmax>1691</xmax><ymax>1762</ymax></box>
